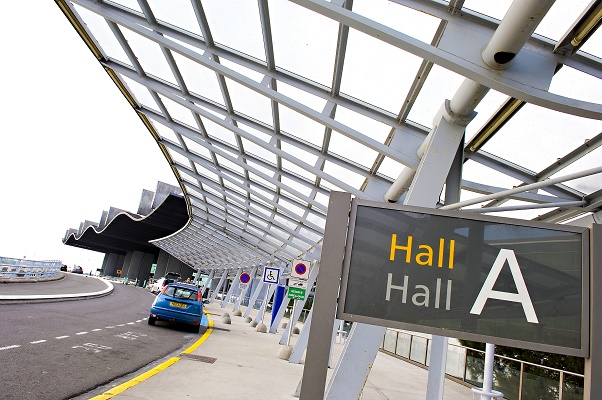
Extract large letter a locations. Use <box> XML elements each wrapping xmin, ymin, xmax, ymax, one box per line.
<box><xmin>470</xmin><ymin>249</ymin><xmax>538</xmax><ymax>323</ymax></box>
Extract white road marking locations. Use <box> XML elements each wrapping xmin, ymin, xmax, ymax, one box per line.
<box><xmin>75</xmin><ymin>332</ymin><xmax>88</xmax><ymax>335</ymax></box>
<box><xmin>105</xmin><ymin>326</ymin><xmax>115</xmax><ymax>329</ymax></box>
<box><xmin>92</xmin><ymin>329</ymin><xmax>103</xmax><ymax>332</ymax></box>
<box><xmin>116</xmin><ymin>324</ymin><xmax>125</xmax><ymax>327</ymax></box>
<box><xmin>30</xmin><ymin>340</ymin><xmax>47</xmax><ymax>344</ymax></box>
<box><xmin>127</xmin><ymin>322</ymin><xmax>135</xmax><ymax>325</ymax></box>
<box><xmin>0</xmin><ymin>345</ymin><xmax>20</xmax><ymax>351</ymax></box>
<box><xmin>55</xmin><ymin>336</ymin><xmax>69</xmax><ymax>339</ymax></box>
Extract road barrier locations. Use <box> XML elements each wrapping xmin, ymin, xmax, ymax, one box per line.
<box><xmin>0</xmin><ymin>257</ymin><xmax>62</xmax><ymax>281</ymax></box>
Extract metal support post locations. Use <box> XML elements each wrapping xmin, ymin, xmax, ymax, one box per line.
<box><xmin>244</xmin><ymin>279</ymin><xmax>265</xmax><ymax>318</ymax></box>
<box><xmin>209</xmin><ymin>271</ymin><xmax>227</xmax><ymax>303</ymax></box>
<box><xmin>222</xmin><ymin>267</ymin><xmax>242</xmax><ymax>308</ymax></box>
<box><xmin>254</xmin><ymin>283</ymin><xmax>276</xmax><ymax>324</ymax></box>
<box><xmin>289</xmin><ymin>307</ymin><xmax>313</xmax><ymax>364</ymax></box>
<box><xmin>584</xmin><ymin>224</ymin><xmax>601</xmax><ymax>400</ymax></box>
<box><xmin>299</xmin><ymin>192</ymin><xmax>351</xmax><ymax>400</ymax></box>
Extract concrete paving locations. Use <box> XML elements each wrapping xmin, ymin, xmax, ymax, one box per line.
<box><xmin>104</xmin><ymin>301</ymin><xmax>474</xmax><ymax>399</ymax></box>
<box><xmin>2</xmin><ymin>278</ymin><xmax>476</xmax><ymax>399</ymax></box>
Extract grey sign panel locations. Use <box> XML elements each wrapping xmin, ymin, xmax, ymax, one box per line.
<box><xmin>338</xmin><ymin>200</ymin><xmax>589</xmax><ymax>357</ymax></box>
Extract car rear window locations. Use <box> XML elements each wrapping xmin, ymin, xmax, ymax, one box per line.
<box><xmin>164</xmin><ymin>286</ymin><xmax>198</xmax><ymax>300</ymax></box>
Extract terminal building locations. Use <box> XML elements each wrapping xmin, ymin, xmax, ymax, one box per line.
<box><xmin>56</xmin><ymin>0</ymin><xmax>601</xmax><ymax>399</ymax></box>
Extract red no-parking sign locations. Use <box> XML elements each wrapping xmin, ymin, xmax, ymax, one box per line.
<box><xmin>291</xmin><ymin>259</ymin><xmax>311</xmax><ymax>280</ymax></box>
<box><xmin>239</xmin><ymin>272</ymin><xmax>251</xmax><ymax>284</ymax></box>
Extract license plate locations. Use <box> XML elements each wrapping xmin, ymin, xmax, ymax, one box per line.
<box><xmin>170</xmin><ymin>301</ymin><xmax>186</xmax><ymax>308</ymax></box>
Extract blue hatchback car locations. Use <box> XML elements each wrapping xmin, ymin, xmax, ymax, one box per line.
<box><xmin>149</xmin><ymin>283</ymin><xmax>204</xmax><ymax>333</ymax></box>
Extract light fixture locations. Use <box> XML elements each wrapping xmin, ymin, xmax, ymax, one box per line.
<box><xmin>466</xmin><ymin>98</ymin><xmax>525</xmax><ymax>153</ymax></box>
<box><xmin>571</xmin><ymin>1</ymin><xmax>602</xmax><ymax>46</ymax></box>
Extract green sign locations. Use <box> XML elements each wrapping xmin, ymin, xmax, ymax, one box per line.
<box><xmin>150</xmin><ymin>263</ymin><xmax>157</xmax><ymax>274</ymax></box>
<box><xmin>288</xmin><ymin>286</ymin><xmax>306</xmax><ymax>300</ymax></box>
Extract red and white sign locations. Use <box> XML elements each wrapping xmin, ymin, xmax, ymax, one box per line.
<box><xmin>239</xmin><ymin>272</ymin><xmax>251</xmax><ymax>284</ymax></box>
<box><xmin>291</xmin><ymin>259</ymin><xmax>311</xmax><ymax>280</ymax></box>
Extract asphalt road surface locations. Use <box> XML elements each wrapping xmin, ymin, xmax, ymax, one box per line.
<box><xmin>0</xmin><ymin>283</ymin><xmax>200</xmax><ymax>400</ymax></box>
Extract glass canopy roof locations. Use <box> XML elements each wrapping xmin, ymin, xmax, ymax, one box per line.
<box><xmin>56</xmin><ymin>0</ymin><xmax>602</xmax><ymax>275</ymax></box>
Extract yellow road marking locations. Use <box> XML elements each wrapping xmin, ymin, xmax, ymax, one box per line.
<box><xmin>90</xmin><ymin>313</ymin><xmax>214</xmax><ymax>399</ymax></box>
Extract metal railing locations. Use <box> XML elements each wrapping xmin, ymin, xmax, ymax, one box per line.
<box><xmin>0</xmin><ymin>257</ymin><xmax>62</xmax><ymax>280</ymax></box>
<box><xmin>381</xmin><ymin>328</ymin><xmax>584</xmax><ymax>400</ymax></box>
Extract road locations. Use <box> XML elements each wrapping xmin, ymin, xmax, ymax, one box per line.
<box><xmin>0</xmin><ymin>283</ymin><xmax>200</xmax><ymax>400</ymax></box>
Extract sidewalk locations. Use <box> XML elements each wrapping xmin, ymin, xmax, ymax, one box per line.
<box><xmin>100</xmin><ymin>301</ymin><xmax>473</xmax><ymax>399</ymax></box>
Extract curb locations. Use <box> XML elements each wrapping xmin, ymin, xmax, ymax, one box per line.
<box><xmin>0</xmin><ymin>277</ymin><xmax>114</xmax><ymax>304</ymax></box>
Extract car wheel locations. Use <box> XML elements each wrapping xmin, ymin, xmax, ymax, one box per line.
<box><xmin>148</xmin><ymin>316</ymin><xmax>156</xmax><ymax>325</ymax></box>
<box><xmin>191</xmin><ymin>325</ymin><xmax>200</xmax><ymax>334</ymax></box>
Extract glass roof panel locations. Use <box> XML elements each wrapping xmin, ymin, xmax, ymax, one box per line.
<box><xmin>277</xmin><ymin>81</ymin><xmax>328</xmax><ymax>112</ymax></box>
<box><xmin>461</xmin><ymin>1</ymin><xmax>511</xmax><ymax>20</ymax></box>
<box><xmin>480</xmin><ymin>104</ymin><xmax>602</xmax><ymax>173</ymax></box>
<box><xmin>202</xmin><ymin>0</ymin><xmax>265</xmax><ymax>61</ymax></box>
<box><xmin>153</xmin><ymin>123</ymin><xmax>180</xmax><ymax>143</ymax></box>
<box><xmin>157</xmin><ymin>94</ymin><xmax>198</xmax><ymax>128</ymax></box>
<box><xmin>215</xmin><ymin>154</ymin><xmax>245</xmax><ymax>176</ymax></box>
<box><xmin>281</xmin><ymin>159</ymin><xmax>317</xmax><ymax>182</ymax></box>
<box><xmin>238</xmin><ymin>122</ymin><xmax>273</xmax><ymax>143</ymax></box>
<box><xmin>241</xmin><ymin>137</ymin><xmax>278</xmax><ymax>165</ymax></box>
<box><xmin>172</xmin><ymin>52</ymin><xmax>224</xmax><ymax>105</ymax></box>
<box><xmin>278</xmin><ymin>106</ymin><xmax>325</xmax><ymax>148</ymax></box>
<box><xmin>105</xmin><ymin>0</ymin><xmax>141</xmax><ymax>13</ymax></box>
<box><xmin>580</xmin><ymin>28</ymin><xmax>602</xmax><ymax>58</ymax></box>
<box><xmin>327</xmin><ymin>131</ymin><xmax>377</xmax><ymax>170</ymax></box>
<box><xmin>269</xmin><ymin>0</ymin><xmax>338</xmax><ymax>87</ymax></box>
<box><xmin>281</xmin><ymin>176</ymin><xmax>314</xmax><ymax>197</ymax></box>
<box><xmin>119</xmin><ymin>75</ymin><xmax>160</xmax><ymax>111</ymax></box>
<box><xmin>73</xmin><ymin>4</ymin><xmax>130</xmax><ymax>64</ymax></box>
<box><xmin>353</xmin><ymin>0</ymin><xmax>441</xmax><ymax>43</ymax></box>
<box><xmin>225</xmin><ymin>78</ymin><xmax>274</xmax><ymax>126</ymax></box>
<box><xmin>549</xmin><ymin>146</ymin><xmax>602</xmax><ymax>193</ymax></box>
<box><xmin>280</xmin><ymin>142</ymin><xmax>319</xmax><ymax>168</ymax></box>
<box><xmin>535</xmin><ymin>0</ymin><xmax>592</xmax><ymax>41</ymax></box>
<box><xmin>407</xmin><ymin>65</ymin><xmax>466</xmax><ymax>128</ymax></box>
<box><xmin>465</xmin><ymin>90</ymin><xmax>510</xmax><ymax>141</ymax></box>
<box><xmin>377</xmin><ymin>157</ymin><xmax>404</xmax><ymax>181</ymax></box>
<box><xmin>340</xmin><ymin>29</ymin><xmax>423</xmax><ymax>113</ymax></box>
<box><xmin>146</xmin><ymin>0</ymin><xmax>203</xmax><ymax>37</ymax></box>
<box><xmin>219</xmin><ymin>58</ymin><xmax>266</xmax><ymax>83</ymax></box>
<box><xmin>323</xmin><ymin>161</ymin><xmax>365</xmax><ymax>190</ymax></box>
<box><xmin>182</xmin><ymin>136</ymin><xmax>212</xmax><ymax>160</ymax></box>
<box><xmin>119</xmin><ymin>27</ymin><xmax>177</xmax><ymax>85</ymax></box>
<box><xmin>550</xmin><ymin>66</ymin><xmax>602</xmax><ymax>104</ymax></box>
<box><xmin>168</xmin><ymin>148</ymin><xmax>192</xmax><ymax>167</ymax></box>
<box><xmin>201</xmin><ymin>117</ymin><xmax>238</xmax><ymax>147</ymax></box>
<box><xmin>334</xmin><ymin>106</ymin><xmax>390</xmax><ymax>143</ymax></box>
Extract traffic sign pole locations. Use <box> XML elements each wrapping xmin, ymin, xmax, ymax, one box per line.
<box><xmin>286</xmin><ymin>299</ymin><xmax>297</xmax><ymax>346</ymax></box>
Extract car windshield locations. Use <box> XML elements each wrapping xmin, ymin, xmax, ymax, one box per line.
<box><xmin>164</xmin><ymin>286</ymin><xmax>198</xmax><ymax>300</ymax></box>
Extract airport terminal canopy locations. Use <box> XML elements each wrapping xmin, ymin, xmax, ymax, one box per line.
<box><xmin>56</xmin><ymin>0</ymin><xmax>602</xmax><ymax>276</ymax></box>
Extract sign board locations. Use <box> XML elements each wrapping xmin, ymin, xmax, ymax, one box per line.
<box><xmin>262</xmin><ymin>266</ymin><xmax>280</xmax><ymax>284</ymax></box>
<box><xmin>288</xmin><ymin>286</ymin><xmax>306</xmax><ymax>300</ymax></box>
<box><xmin>290</xmin><ymin>278</ymin><xmax>308</xmax><ymax>290</ymax></box>
<box><xmin>338</xmin><ymin>200</ymin><xmax>590</xmax><ymax>357</ymax></box>
<box><xmin>291</xmin><ymin>259</ymin><xmax>311</xmax><ymax>280</ymax></box>
<box><xmin>150</xmin><ymin>263</ymin><xmax>157</xmax><ymax>274</ymax></box>
<box><xmin>239</xmin><ymin>272</ymin><xmax>251</xmax><ymax>284</ymax></box>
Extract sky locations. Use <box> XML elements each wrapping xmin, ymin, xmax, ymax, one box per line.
<box><xmin>0</xmin><ymin>1</ymin><xmax>178</xmax><ymax>273</ymax></box>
